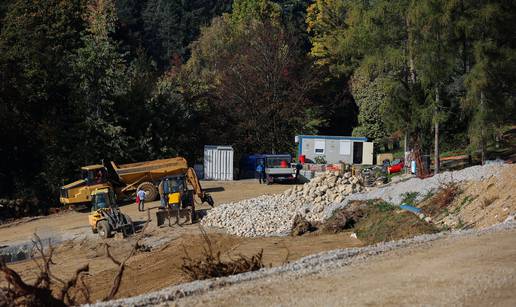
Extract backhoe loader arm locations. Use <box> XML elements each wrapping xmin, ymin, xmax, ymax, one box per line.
<box><xmin>186</xmin><ymin>168</ymin><xmax>214</xmax><ymax>207</ymax></box>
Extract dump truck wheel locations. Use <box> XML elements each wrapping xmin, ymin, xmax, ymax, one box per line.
<box><xmin>137</xmin><ymin>182</ymin><xmax>158</xmax><ymax>201</ymax></box>
<box><xmin>97</xmin><ymin>220</ymin><xmax>111</xmax><ymax>239</ymax></box>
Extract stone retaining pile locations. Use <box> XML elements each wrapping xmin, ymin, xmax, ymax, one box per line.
<box><xmin>201</xmin><ymin>171</ymin><xmax>364</xmax><ymax>237</ymax></box>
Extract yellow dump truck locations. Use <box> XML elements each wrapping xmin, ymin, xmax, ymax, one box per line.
<box><xmin>59</xmin><ymin>157</ymin><xmax>191</xmax><ymax>205</ymax></box>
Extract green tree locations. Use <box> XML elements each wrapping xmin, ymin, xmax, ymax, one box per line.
<box><xmin>350</xmin><ymin>68</ymin><xmax>389</xmax><ymax>143</ymax></box>
<box><xmin>71</xmin><ymin>0</ymin><xmax>129</xmax><ymax>164</ymax></box>
<box><xmin>461</xmin><ymin>0</ymin><xmax>516</xmax><ymax>163</ymax></box>
<box><xmin>0</xmin><ymin>0</ymin><xmax>86</xmax><ymax>198</ymax></box>
<box><xmin>186</xmin><ymin>1</ymin><xmax>320</xmax><ymax>154</ymax></box>
<box><xmin>142</xmin><ymin>0</ymin><xmax>232</xmax><ymax>68</ymax></box>
<box><xmin>406</xmin><ymin>0</ymin><xmax>457</xmax><ymax>173</ymax></box>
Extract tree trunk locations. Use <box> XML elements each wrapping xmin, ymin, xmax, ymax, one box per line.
<box><xmin>404</xmin><ymin>131</ymin><xmax>408</xmax><ymax>173</ymax></box>
<box><xmin>480</xmin><ymin>91</ymin><xmax>486</xmax><ymax>164</ymax></box>
<box><xmin>434</xmin><ymin>88</ymin><xmax>440</xmax><ymax>174</ymax></box>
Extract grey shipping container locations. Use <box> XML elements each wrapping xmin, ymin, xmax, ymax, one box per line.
<box><xmin>204</xmin><ymin>145</ymin><xmax>234</xmax><ymax>180</ymax></box>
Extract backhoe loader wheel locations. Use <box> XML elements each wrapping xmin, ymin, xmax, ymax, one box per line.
<box><xmin>137</xmin><ymin>182</ymin><xmax>158</xmax><ymax>201</ymax></box>
<box><xmin>97</xmin><ymin>220</ymin><xmax>111</xmax><ymax>239</ymax></box>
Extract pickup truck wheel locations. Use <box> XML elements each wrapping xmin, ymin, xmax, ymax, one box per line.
<box><xmin>137</xmin><ymin>182</ymin><xmax>158</xmax><ymax>201</ymax></box>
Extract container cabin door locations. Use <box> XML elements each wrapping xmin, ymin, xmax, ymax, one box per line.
<box><xmin>353</xmin><ymin>142</ymin><xmax>363</xmax><ymax>164</ymax></box>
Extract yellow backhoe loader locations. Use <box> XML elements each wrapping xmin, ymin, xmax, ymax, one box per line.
<box><xmin>88</xmin><ymin>188</ymin><xmax>134</xmax><ymax>239</ymax></box>
<box><xmin>156</xmin><ymin>168</ymin><xmax>214</xmax><ymax>227</ymax></box>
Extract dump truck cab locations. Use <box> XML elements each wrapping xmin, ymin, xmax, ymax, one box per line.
<box><xmin>82</xmin><ymin>165</ymin><xmax>108</xmax><ymax>185</ymax></box>
<box><xmin>60</xmin><ymin>165</ymin><xmax>112</xmax><ymax>206</ymax></box>
<box><xmin>88</xmin><ymin>188</ymin><xmax>133</xmax><ymax>239</ymax></box>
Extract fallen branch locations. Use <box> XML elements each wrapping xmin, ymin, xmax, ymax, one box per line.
<box><xmin>181</xmin><ymin>225</ymin><xmax>264</xmax><ymax>281</ymax></box>
<box><xmin>0</xmin><ymin>234</ymin><xmax>91</xmax><ymax>306</ymax></box>
<box><xmin>103</xmin><ymin>209</ymin><xmax>151</xmax><ymax>301</ymax></box>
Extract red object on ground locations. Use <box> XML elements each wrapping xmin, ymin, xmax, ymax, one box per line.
<box><xmin>388</xmin><ymin>161</ymin><xmax>405</xmax><ymax>174</ymax></box>
<box><xmin>299</xmin><ymin>155</ymin><xmax>306</xmax><ymax>164</ymax></box>
<box><xmin>280</xmin><ymin>160</ymin><xmax>288</xmax><ymax>168</ymax></box>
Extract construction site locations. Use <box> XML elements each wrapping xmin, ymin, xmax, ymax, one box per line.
<box><xmin>0</xmin><ymin>142</ymin><xmax>515</xmax><ymax>306</ymax></box>
<box><xmin>2</xmin><ymin>0</ymin><xmax>516</xmax><ymax>305</ymax></box>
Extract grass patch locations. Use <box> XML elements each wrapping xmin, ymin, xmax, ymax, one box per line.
<box><xmin>401</xmin><ymin>192</ymin><xmax>419</xmax><ymax>204</ymax></box>
<box><xmin>354</xmin><ymin>202</ymin><xmax>438</xmax><ymax>244</ymax></box>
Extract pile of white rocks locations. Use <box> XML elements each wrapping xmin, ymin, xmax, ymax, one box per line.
<box><xmin>201</xmin><ymin>171</ymin><xmax>365</xmax><ymax>237</ymax></box>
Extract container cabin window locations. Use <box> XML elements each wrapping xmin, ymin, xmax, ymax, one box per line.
<box><xmin>339</xmin><ymin>140</ymin><xmax>351</xmax><ymax>155</ymax></box>
<box><xmin>314</xmin><ymin>140</ymin><xmax>325</xmax><ymax>154</ymax></box>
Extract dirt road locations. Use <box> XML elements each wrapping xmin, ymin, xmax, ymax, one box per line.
<box><xmin>173</xmin><ymin>227</ymin><xmax>516</xmax><ymax>306</ymax></box>
<box><xmin>0</xmin><ymin>180</ymin><xmax>290</xmax><ymax>245</ymax></box>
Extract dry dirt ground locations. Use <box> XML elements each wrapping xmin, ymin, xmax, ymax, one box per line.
<box><xmin>0</xmin><ymin>180</ymin><xmax>291</xmax><ymax>245</ymax></box>
<box><xmin>1</xmin><ymin>180</ymin><xmax>362</xmax><ymax>302</ymax></box>
<box><xmin>174</xmin><ymin>227</ymin><xmax>516</xmax><ymax>307</ymax></box>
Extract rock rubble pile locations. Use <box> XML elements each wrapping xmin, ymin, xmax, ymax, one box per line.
<box><xmin>201</xmin><ymin>171</ymin><xmax>365</xmax><ymax>237</ymax></box>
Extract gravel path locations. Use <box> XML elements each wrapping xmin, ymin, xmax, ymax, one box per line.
<box><xmin>88</xmin><ymin>220</ymin><xmax>516</xmax><ymax>307</ymax></box>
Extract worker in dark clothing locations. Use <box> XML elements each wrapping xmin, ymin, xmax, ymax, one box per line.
<box><xmin>256</xmin><ymin>161</ymin><xmax>266</xmax><ymax>184</ymax></box>
<box><xmin>159</xmin><ymin>178</ymin><xmax>171</xmax><ymax>208</ymax></box>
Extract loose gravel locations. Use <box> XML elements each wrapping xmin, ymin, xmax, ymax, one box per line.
<box><xmin>202</xmin><ymin>164</ymin><xmax>508</xmax><ymax>237</ymax></box>
<box><xmin>201</xmin><ymin>171</ymin><xmax>365</xmax><ymax>237</ymax></box>
<box><xmin>88</xmin><ymin>220</ymin><xmax>516</xmax><ymax>307</ymax></box>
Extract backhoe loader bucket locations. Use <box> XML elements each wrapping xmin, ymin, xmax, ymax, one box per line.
<box><xmin>156</xmin><ymin>206</ymin><xmax>195</xmax><ymax>227</ymax></box>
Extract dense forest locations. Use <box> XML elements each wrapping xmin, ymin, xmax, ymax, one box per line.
<box><xmin>0</xmin><ymin>0</ymin><xmax>515</xmax><ymax>204</ymax></box>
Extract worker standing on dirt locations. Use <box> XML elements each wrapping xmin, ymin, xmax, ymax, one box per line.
<box><xmin>256</xmin><ymin>161</ymin><xmax>266</xmax><ymax>184</ymax></box>
<box><xmin>137</xmin><ymin>188</ymin><xmax>146</xmax><ymax>211</ymax></box>
<box><xmin>158</xmin><ymin>180</ymin><xmax>165</xmax><ymax>208</ymax></box>
<box><xmin>158</xmin><ymin>179</ymin><xmax>170</xmax><ymax>208</ymax></box>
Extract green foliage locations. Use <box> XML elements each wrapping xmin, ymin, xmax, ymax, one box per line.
<box><xmin>71</xmin><ymin>0</ymin><xmax>129</xmax><ymax>163</ymax></box>
<box><xmin>354</xmin><ymin>203</ymin><xmax>438</xmax><ymax>244</ymax></box>
<box><xmin>314</xmin><ymin>156</ymin><xmax>327</xmax><ymax>164</ymax></box>
<box><xmin>185</xmin><ymin>3</ymin><xmax>320</xmax><ymax>154</ymax></box>
<box><xmin>1</xmin><ymin>0</ymin><xmax>515</xmax><ymax>208</ymax></box>
<box><xmin>141</xmin><ymin>0</ymin><xmax>232</xmax><ymax>68</ymax></box>
<box><xmin>401</xmin><ymin>192</ymin><xmax>420</xmax><ymax>205</ymax></box>
<box><xmin>0</xmin><ymin>0</ymin><xmax>86</xmax><ymax>198</ymax></box>
<box><xmin>350</xmin><ymin>68</ymin><xmax>389</xmax><ymax>141</ymax></box>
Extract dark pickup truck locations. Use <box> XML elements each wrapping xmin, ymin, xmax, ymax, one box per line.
<box><xmin>263</xmin><ymin>154</ymin><xmax>300</xmax><ymax>184</ymax></box>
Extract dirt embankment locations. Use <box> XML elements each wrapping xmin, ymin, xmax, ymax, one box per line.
<box><xmin>420</xmin><ymin>164</ymin><xmax>516</xmax><ymax>229</ymax></box>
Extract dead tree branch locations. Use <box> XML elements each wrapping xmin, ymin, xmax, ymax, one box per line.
<box><xmin>103</xmin><ymin>209</ymin><xmax>151</xmax><ymax>301</ymax></box>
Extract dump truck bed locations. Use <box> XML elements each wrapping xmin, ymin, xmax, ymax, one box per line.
<box><xmin>112</xmin><ymin>157</ymin><xmax>188</xmax><ymax>184</ymax></box>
